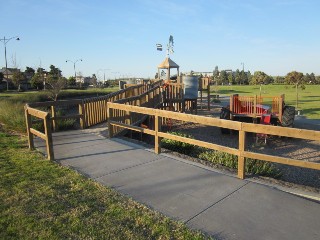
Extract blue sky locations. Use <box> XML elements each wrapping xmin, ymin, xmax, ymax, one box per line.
<box><xmin>2</xmin><ymin>0</ymin><xmax>320</xmax><ymax>79</ymax></box>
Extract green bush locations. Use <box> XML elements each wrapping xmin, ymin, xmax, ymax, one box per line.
<box><xmin>199</xmin><ymin>150</ymin><xmax>238</xmax><ymax>169</ymax></box>
<box><xmin>161</xmin><ymin>132</ymin><xmax>198</xmax><ymax>155</ymax></box>
<box><xmin>199</xmin><ymin>150</ymin><xmax>282</xmax><ymax>177</ymax></box>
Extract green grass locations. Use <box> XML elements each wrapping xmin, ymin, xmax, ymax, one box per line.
<box><xmin>0</xmin><ymin>131</ymin><xmax>209</xmax><ymax>239</ymax></box>
<box><xmin>0</xmin><ymin>87</ymin><xmax>118</xmax><ymax>132</ymax></box>
<box><xmin>213</xmin><ymin>84</ymin><xmax>320</xmax><ymax>119</ymax></box>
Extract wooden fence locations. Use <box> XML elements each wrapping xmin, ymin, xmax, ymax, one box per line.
<box><xmin>25</xmin><ymin>81</ymin><xmax>164</xmax><ymax>159</ymax></box>
<box><xmin>107</xmin><ymin>102</ymin><xmax>320</xmax><ymax>179</ymax></box>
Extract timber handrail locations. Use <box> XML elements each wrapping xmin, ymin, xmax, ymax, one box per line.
<box><xmin>107</xmin><ymin>102</ymin><xmax>320</xmax><ymax>179</ymax></box>
<box><xmin>25</xmin><ymin>105</ymin><xmax>54</xmax><ymax>160</ymax></box>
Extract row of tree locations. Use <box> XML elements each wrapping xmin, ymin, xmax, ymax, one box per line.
<box><xmin>0</xmin><ymin>65</ymin><xmax>99</xmax><ymax>92</ymax></box>
<box><xmin>211</xmin><ymin>66</ymin><xmax>320</xmax><ymax>86</ymax></box>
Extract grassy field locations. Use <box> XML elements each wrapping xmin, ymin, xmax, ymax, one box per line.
<box><xmin>213</xmin><ymin>84</ymin><xmax>320</xmax><ymax>119</ymax></box>
<box><xmin>0</xmin><ymin>131</ymin><xmax>209</xmax><ymax>239</ymax></box>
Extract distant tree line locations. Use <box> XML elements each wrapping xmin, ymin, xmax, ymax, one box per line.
<box><xmin>211</xmin><ymin>66</ymin><xmax>320</xmax><ymax>86</ymax></box>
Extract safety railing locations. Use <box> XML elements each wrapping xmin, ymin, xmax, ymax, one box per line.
<box><xmin>107</xmin><ymin>102</ymin><xmax>320</xmax><ymax>179</ymax></box>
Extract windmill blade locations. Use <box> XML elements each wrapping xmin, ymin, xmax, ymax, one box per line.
<box><xmin>156</xmin><ymin>43</ymin><xmax>162</xmax><ymax>51</ymax></box>
<box><xmin>169</xmin><ymin>35</ymin><xmax>174</xmax><ymax>46</ymax></box>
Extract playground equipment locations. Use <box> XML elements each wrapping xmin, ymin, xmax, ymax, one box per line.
<box><xmin>220</xmin><ymin>94</ymin><xmax>295</xmax><ymax>133</ymax></box>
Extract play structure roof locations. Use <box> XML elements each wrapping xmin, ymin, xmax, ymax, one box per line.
<box><xmin>158</xmin><ymin>57</ymin><xmax>179</xmax><ymax>69</ymax></box>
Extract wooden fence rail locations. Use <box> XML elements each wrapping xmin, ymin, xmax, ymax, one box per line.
<box><xmin>25</xmin><ymin>105</ymin><xmax>54</xmax><ymax>160</ymax></box>
<box><xmin>107</xmin><ymin>102</ymin><xmax>320</xmax><ymax>179</ymax></box>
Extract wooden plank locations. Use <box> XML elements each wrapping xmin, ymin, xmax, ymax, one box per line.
<box><xmin>30</xmin><ymin>128</ymin><xmax>46</xmax><ymax>140</ymax></box>
<box><xmin>108</xmin><ymin>102</ymin><xmax>242</xmax><ymax>130</ymax></box>
<box><xmin>25</xmin><ymin>108</ymin><xmax>34</xmax><ymax>150</ymax></box>
<box><xmin>242</xmin><ymin>123</ymin><xmax>320</xmax><ymax>141</ymax></box>
<box><xmin>44</xmin><ymin>114</ymin><xmax>54</xmax><ymax>160</ymax></box>
<box><xmin>238</xmin><ymin>130</ymin><xmax>246</xmax><ymax>179</ymax></box>
<box><xmin>29</xmin><ymin>99</ymin><xmax>82</xmax><ymax>108</ymax></box>
<box><xmin>26</xmin><ymin>107</ymin><xmax>48</xmax><ymax>119</ymax></box>
<box><xmin>79</xmin><ymin>101</ymin><xmax>85</xmax><ymax>129</ymax></box>
<box><xmin>110</xmin><ymin>121</ymin><xmax>156</xmax><ymax>136</ymax></box>
<box><xmin>158</xmin><ymin>132</ymin><xmax>239</xmax><ymax>156</ymax></box>
<box><xmin>51</xmin><ymin>114</ymin><xmax>83</xmax><ymax>120</ymax></box>
<box><xmin>107</xmin><ymin>106</ymin><xmax>113</xmax><ymax>138</ymax></box>
<box><xmin>243</xmin><ymin>151</ymin><xmax>320</xmax><ymax>170</ymax></box>
<box><xmin>51</xmin><ymin>106</ymin><xmax>56</xmax><ymax>132</ymax></box>
<box><xmin>155</xmin><ymin>115</ymin><xmax>161</xmax><ymax>154</ymax></box>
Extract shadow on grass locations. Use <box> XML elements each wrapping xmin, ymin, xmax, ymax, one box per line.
<box><xmin>214</xmin><ymin>89</ymin><xmax>251</xmax><ymax>95</ymax></box>
<box><xmin>299</xmin><ymin>108</ymin><xmax>320</xmax><ymax>118</ymax></box>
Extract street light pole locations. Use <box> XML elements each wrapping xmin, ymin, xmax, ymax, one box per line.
<box><xmin>66</xmin><ymin>59</ymin><xmax>82</xmax><ymax>87</ymax></box>
<box><xmin>98</xmin><ymin>69</ymin><xmax>111</xmax><ymax>82</ymax></box>
<box><xmin>0</xmin><ymin>36</ymin><xmax>20</xmax><ymax>91</ymax></box>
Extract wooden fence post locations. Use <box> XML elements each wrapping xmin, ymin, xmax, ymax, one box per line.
<box><xmin>24</xmin><ymin>107</ymin><xmax>34</xmax><ymax>150</ymax></box>
<box><xmin>44</xmin><ymin>113</ymin><xmax>54</xmax><ymax>160</ymax></box>
<box><xmin>253</xmin><ymin>95</ymin><xmax>257</xmax><ymax>118</ymax></box>
<box><xmin>238</xmin><ymin>128</ymin><xmax>246</xmax><ymax>179</ymax></box>
<box><xmin>79</xmin><ymin>100</ymin><xmax>85</xmax><ymax>129</ymax></box>
<box><xmin>155</xmin><ymin>114</ymin><xmax>162</xmax><ymax>154</ymax></box>
<box><xmin>51</xmin><ymin>105</ymin><xmax>56</xmax><ymax>132</ymax></box>
<box><xmin>107</xmin><ymin>105</ymin><xmax>113</xmax><ymax>138</ymax></box>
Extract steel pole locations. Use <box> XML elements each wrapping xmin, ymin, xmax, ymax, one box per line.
<box><xmin>4</xmin><ymin>41</ymin><xmax>9</xmax><ymax>90</ymax></box>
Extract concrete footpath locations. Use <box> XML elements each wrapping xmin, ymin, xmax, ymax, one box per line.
<box><xmin>35</xmin><ymin>129</ymin><xmax>320</xmax><ymax>240</ymax></box>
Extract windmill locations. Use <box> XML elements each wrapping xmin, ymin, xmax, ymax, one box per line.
<box><xmin>156</xmin><ymin>35</ymin><xmax>175</xmax><ymax>57</ymax></box>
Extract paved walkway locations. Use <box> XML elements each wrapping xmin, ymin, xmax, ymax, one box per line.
<box><xmin>34</xmin><ymin>129</ymin><xmax>320</xmax><ymax>240</ymax></box>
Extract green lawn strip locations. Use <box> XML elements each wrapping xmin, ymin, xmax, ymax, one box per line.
<box><xmin>0</xmin><ymin>132</ymin><xmax>209</xmax><ymax>240</ymax></box>
<box><xmin>214</xmin><ymin>84</ymin><xmax>320</xmax><ymax>119</ymax></box>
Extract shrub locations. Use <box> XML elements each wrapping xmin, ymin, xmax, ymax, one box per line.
<box><xmin>199</xmin><ymin>150</ymin><xmax>282</xmax><ymax>177</ymax></box>
<box><xmin>161</xmin><ymin>131</ymin><xmax>197</xmax><ymax>155</ymax></box>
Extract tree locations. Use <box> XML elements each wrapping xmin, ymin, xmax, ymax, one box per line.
<box><xmin>46</xmin><ymin>75</ymin><xmax>66</xmax><ymax>101</ymax></box>
<box><xmin>274</xmin><ymin>76</ymin><xmax>285</xmax><ymax>84</ymax></box>
<box><xmin>247</xmin><ymin>71</ymin><xmax>252</xmax><ymax>84</ymax></box>
<box><xmin>304</xmin><ymin>72</ymin><xmax>316</xmax><ymax>84</ymax></box>
<box><xmin>234</xmin><ymin>69</ymin><xmax>241</xmax><ymax>85</ymax></box>
<box><xmin>0</xmin><ymin>72</ymin><xmax>3</xmax><ymax>83</ymax></box>
<box><xmin>284</xmin><ymin>71</ymin><xmax>304</xmax><ymax>85</ymax></box>
<box><xmin>46</xmin><ymin>65</ymin><xmax>65</xmax><ymax>101</ymax></box>
<box><xmin>67</xmin><ymin>76</ymin><xmax>76</xmax><ymax>87</ymax></box>
<box><xmin>92</xmin><ymin>74</ymin><xmax>97</xmax><ymax>87</ymax></box>
<box><xmin>310</xmin><ymin>73</ymin><xmax>316</xmax><ymax>84</ymax></box>
<box><xmin>250</xmin><ymin>71</ymin><xmax>272</xmax><ymax>85</ymax></box>
<box><xmin>240</xmin><ymin>70</ymin><xmax>249</xmax><ymax>85</ymax></box>
<box><xmin>12</xmin><ymin>71</ymin><xmax>25</xmax><ymax>91</ymax></box>
<box><xmin>227</xmin><ymin>72</ymin><xmax>234</xmax><ymax>85</ymax></box>
<box><xmin>212</xmin><ymin>66</ymin><xmax>219</xmax><ymax>84</ymax></box>
<box><xmin>285</xmin><ymin>71</ymin><xmax>305</xmax><ymax>109</ymax></box>
<box><xmin>219</xmin><ymin>70</ymin><xmax>228</xmax><ymax>85</ymax></box>
<box><xmin>25</xmin><ymin>67</ymin><xmax>35</xmax><ymax>75</ymax></box>
<box><xmin>31</xmin><ymin>73</ymin><xmax>43</xmax><ymax>90</ymax></box>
